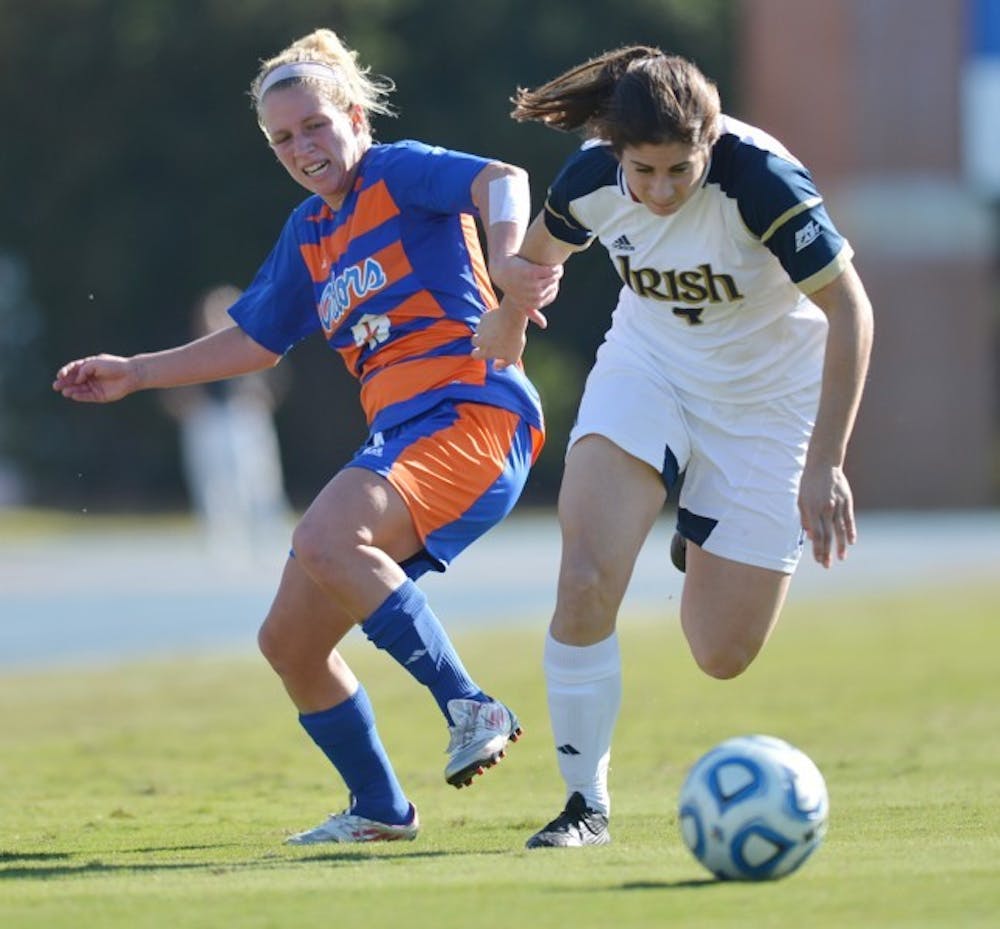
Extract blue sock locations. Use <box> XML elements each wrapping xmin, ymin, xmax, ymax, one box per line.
<box><xmin>298</xmin><ymin>685</ymin><xmax>412</xmax><ymax>825</ymax></box>
<box><xmin>362</xmin><ymin>579</ymin><xmax>485</xmax><ymax>724</ymax></box>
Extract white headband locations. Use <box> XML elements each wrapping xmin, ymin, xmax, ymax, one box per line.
<box><xmin>258</xmin><ymin>61</ymin><xmax>345</xmax><ymax>98</ymax></box>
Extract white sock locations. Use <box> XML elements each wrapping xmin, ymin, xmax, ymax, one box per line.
<box><xmin>543</xmin><ymin>630</ymin><xmax>622</xmax><ymax>816</ymax></box>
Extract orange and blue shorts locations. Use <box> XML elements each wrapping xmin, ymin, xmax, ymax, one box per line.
<box><xmin>346</xmin><ymin>399</ymin><xmax>544</xmax><ymax>579</ymax></box>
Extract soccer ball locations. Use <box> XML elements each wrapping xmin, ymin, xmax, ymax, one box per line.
<box><xmin>677</xmin><ymin>734</ymin><xmax>829</xmax><ymax>881</ymax></box>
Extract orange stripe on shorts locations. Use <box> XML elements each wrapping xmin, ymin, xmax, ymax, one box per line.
<box><xmin>385</xmin><ymin>404</ymin><xmax>521</xmax><ymax>541</ymax></box>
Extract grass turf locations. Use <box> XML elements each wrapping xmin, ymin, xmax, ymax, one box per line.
<box><xmin>1</xmin><ymin>582</ymin><xmax>998</xmax><ymax>928</ymax></box>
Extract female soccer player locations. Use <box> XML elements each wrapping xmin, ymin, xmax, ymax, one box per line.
<box><xmin>54</xmin><ymin>28</ymin><xmax>561</xmax><ymax>845</ymax></box>
<box><xmin>472</xmin><ymin>46</ymin><xmax>874</xmax><ymax>847</ymax></box>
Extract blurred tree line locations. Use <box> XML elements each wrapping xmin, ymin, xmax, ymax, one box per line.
<box><xmin>0</xmin><ymin>0</ymin><xmax>736</xmax><ymax>512</ymax></box>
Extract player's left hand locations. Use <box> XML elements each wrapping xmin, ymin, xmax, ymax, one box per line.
<box><xmin>488</xmin><ymin>254</ymin><xmax>562</xmax><ymax>323</ymax></box>
<box><xmin>798</xmin><ymin>463</ymin><xmax>857</xmax><ymax>568</ymax></box>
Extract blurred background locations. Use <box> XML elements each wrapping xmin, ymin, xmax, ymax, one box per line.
<box><xmin>0</xmin><ymin>0</ymin><xmax>997</xmax><ymax>515</ymax></box>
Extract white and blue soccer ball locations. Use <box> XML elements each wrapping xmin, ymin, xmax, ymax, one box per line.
<box><xmin>677</xmin><ymin>734</ymin><xmax>829</xmax><ymax>881</ymax></box>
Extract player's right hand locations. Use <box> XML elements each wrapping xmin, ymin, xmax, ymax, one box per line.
<box><xmin>52</xmin><ymin>354</ymin><xmax>138</xmax><ymax>403</ymax></box>
<box><xmin>488</xmin><ymin>254</ymin><xmax>561</xmax><ymax>324</ymax></box>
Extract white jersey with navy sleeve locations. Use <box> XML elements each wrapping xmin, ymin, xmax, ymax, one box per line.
<box><xmin>544</xmin><ymin>115</ymin><xmax>854</xmax><ymax>404</ymax></box>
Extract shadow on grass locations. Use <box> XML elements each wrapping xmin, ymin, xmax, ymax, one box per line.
<box><xmin>0</xmin><ymin>847</ymin><xmax>448</xmax><ymax>880</ymax></box>
<box><xmin>620</xmin><ymin>878</ymin><xmax>719</xmax><ymax>890</ymax></box>
<box><xmin>0</xmin><ymin>851</ymin><xmax>72</xmax><ymax>863</ymax></box>
<box><xmin>295</xmin><ymin>849</ymin><xmax>448</xmax><ymax>865</ymax></box>
<box><xmin>127</xmin><ymin>844</ymin><xmax>244</xmax><ymax>853</ymax></box>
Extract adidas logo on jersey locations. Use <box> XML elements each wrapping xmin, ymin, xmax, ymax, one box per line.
<box><xmin>794</xmin><ymin>219</ymin><xmax>821</xmax><ymax>252</ymax></box>
<box><xmin>610</xmin><ymin>234</ymin><xmax>635</xmax><ymax>252</ymax></box>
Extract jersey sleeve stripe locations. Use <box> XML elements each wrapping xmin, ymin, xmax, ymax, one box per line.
<box><xmin>544</xmin><ymin>199</ymin><xmax>582</xmax><ymax>229</ymax></box>
<box><xmin>543</xmin><ymin>201</ymin><xmax>593</xmax><ymax>247</ymax></box>
<box><xmin>795</xmin><ymin>242</ymin><xmax>855</xmax><ymax>295</ymax></box>
<box><xmin>759</xmin><ymin>197</ymin><xmax>823</xmax><ymax>244</ymax></box>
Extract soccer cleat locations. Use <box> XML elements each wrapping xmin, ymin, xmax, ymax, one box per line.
<box><xmin>444</xmin><ymin>698</ymin><xmax>522</xmax><ymax>788</ymax></box>
<box><xmin>670</xmin><ymin>531</ymin><xmax>688</xmax><ymax>573</ymax></box>
<box><xmin>525</xmin><ymin>791</ymin><xmax>611</xmax><ymax>848</ymax></box>
<box><xmin>285</xmin><ymin>803</ymin><xmax>419</xmax><ymax>845</ymax></box>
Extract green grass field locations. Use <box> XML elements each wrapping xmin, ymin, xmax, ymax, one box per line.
<box><xmin>2</xmin><ymin>581</ymin><xmax>998</xmax><ymax>928</ymax></box>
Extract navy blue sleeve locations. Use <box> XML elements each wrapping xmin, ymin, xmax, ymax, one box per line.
<box><xmin>543</xmin><ymin>143</ymin><xmax>619</xmax><ymax>246</ymax></box>
<box><xmin>710</xmin><ymin>136</ymin><xmax>848</xmax><ymax>286</ymax></box>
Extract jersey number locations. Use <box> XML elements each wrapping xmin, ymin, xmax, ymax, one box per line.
<box><xmin>672</xmin><ymin>306</ymin><xmax>705</xmax><ymax>325</ymax></box>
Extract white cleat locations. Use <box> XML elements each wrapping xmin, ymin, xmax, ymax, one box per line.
<box><xmin>285</xmin><ymin>804</ymin><xmax>419</xmax><ymax>845</ymax></box>
<box><xmin>444</xmin><ymin>698</ymin><xmax>522</xmax><ymax>788</ymax></box>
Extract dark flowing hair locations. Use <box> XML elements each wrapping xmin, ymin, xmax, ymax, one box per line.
<box><xmin>512</xmin><ymin>45</ymin><xmax>721</xmax><ymax>152</ymax></box>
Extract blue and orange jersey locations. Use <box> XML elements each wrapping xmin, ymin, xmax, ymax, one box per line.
<box><xmin>229</xmin><ymin>139</ymin><xmax>543</xmax><ymax>435</ymax></box>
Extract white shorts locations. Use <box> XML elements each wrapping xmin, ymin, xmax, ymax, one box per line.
<box><xmin>567</xmin><ymin>339</ymin><xmax>820</xmax><ymax>573</ymax></box>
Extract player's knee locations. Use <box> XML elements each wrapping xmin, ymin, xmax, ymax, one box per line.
<box><xmin>556</xmin><ymin>560</ymin><xmax>619</xmax><ymax>627</ymax></box>
<box><xmin>552</xmin><ymin>563</ymin><xmax>621</xmax><ymax>643</ymax></box>
<box><xmin>686</xmin><ymin>627</ymin><xmax>760</xmax><ymax>679</ymax></box>
<box><xmin>693</xmin><ymin>647</ymin><xmax>755</xmax><ymax>680</ymax></box>
<box><xmin>257</xmin><ymin>617</ymin><xmax>283</xmax><ymax>669</ymax></box>
<box><xmin>558</xmin><ymin>558</ymin><xmax>602</xmax><ymax>598</ymax></box>
<box><xmin>290</xmin><ymin>520</ymin><xmax>351</xmax><ymax>590</ymax></box>
<box><xmin>257</xmin><ymin>614</ymin><xmax>312</xmax><ymax>678</ymax></box>
<box><xmin>289</xmin><ymin>519</ymin><xmax>324</xmax><ymax>571</ymax></box>
<box><xmin>682</xmin><ymin>601</ymin><xmax>773</xmax><ymax>680</ymax></box>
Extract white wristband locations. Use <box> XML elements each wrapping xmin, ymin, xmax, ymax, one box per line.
<box><xmin>488</xmin><ymin>174</ymin><xmax>530</xmax><ymax>227</ymax></box>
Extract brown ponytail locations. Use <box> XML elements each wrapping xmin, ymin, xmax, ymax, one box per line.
<box><xmin>512</xmin><ymin>45</ymin><xmax>720</xmax><ymax>153</ymax></box>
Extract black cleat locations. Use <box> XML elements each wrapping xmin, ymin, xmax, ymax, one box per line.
<box><xmin>525</xmin><ymin>792</ymin><xmax>610</xmax><ymax>848</ymax></box>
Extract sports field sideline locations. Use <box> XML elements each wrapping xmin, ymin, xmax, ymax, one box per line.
<box><xmin>1</xmin><ymin>507</ymin><xmax>998</xmax><ymax>669</ymax></box>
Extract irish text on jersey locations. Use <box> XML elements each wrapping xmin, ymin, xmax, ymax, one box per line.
<box><xmin>615</xmin><ymin>255</ymin><xmax>744</xmax><ymax>305</ymax></box>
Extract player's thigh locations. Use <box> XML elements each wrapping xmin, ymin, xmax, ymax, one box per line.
<box><xmin>259</xmin><ymin>553</ymin><xmax>359</xmax><ymax>661</ymax></box>
<box><xmin>555</xmin><ymin>435</ymin><xmax>666</xmax><ymax>630</ymax></box>
<box><xmin>295</xmin><ymin>464</ymin><xmax>422</xmax><ymax>567</ymax></box>
<box><xmin>557</xmin><ymin>339</ymin><xmax>687</xmax><ymax>599</ymax></box>
<box><xmin>680</xmin><ymin>544</ymin><xmax>791</xmax><ymax>679</ymax></box>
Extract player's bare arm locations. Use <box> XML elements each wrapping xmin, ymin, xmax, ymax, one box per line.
<box><xmin>798</xmin><ymin>262</ymin><xmax>874</xmax><ymax>567</ymax></box>
<box><xmin>470</xmin><ymin>163</ymin><xmax>563</xmax><ymax>315</ymax></box>
<box><xmin>471</xmin><ymin>216</ymin><xmax>577</xmax><ymax>369</ymax></box>
<box><xmin>53</xmin><ymin>325</ymin><xmax>281</xmax><ymax>403</ymax></box>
